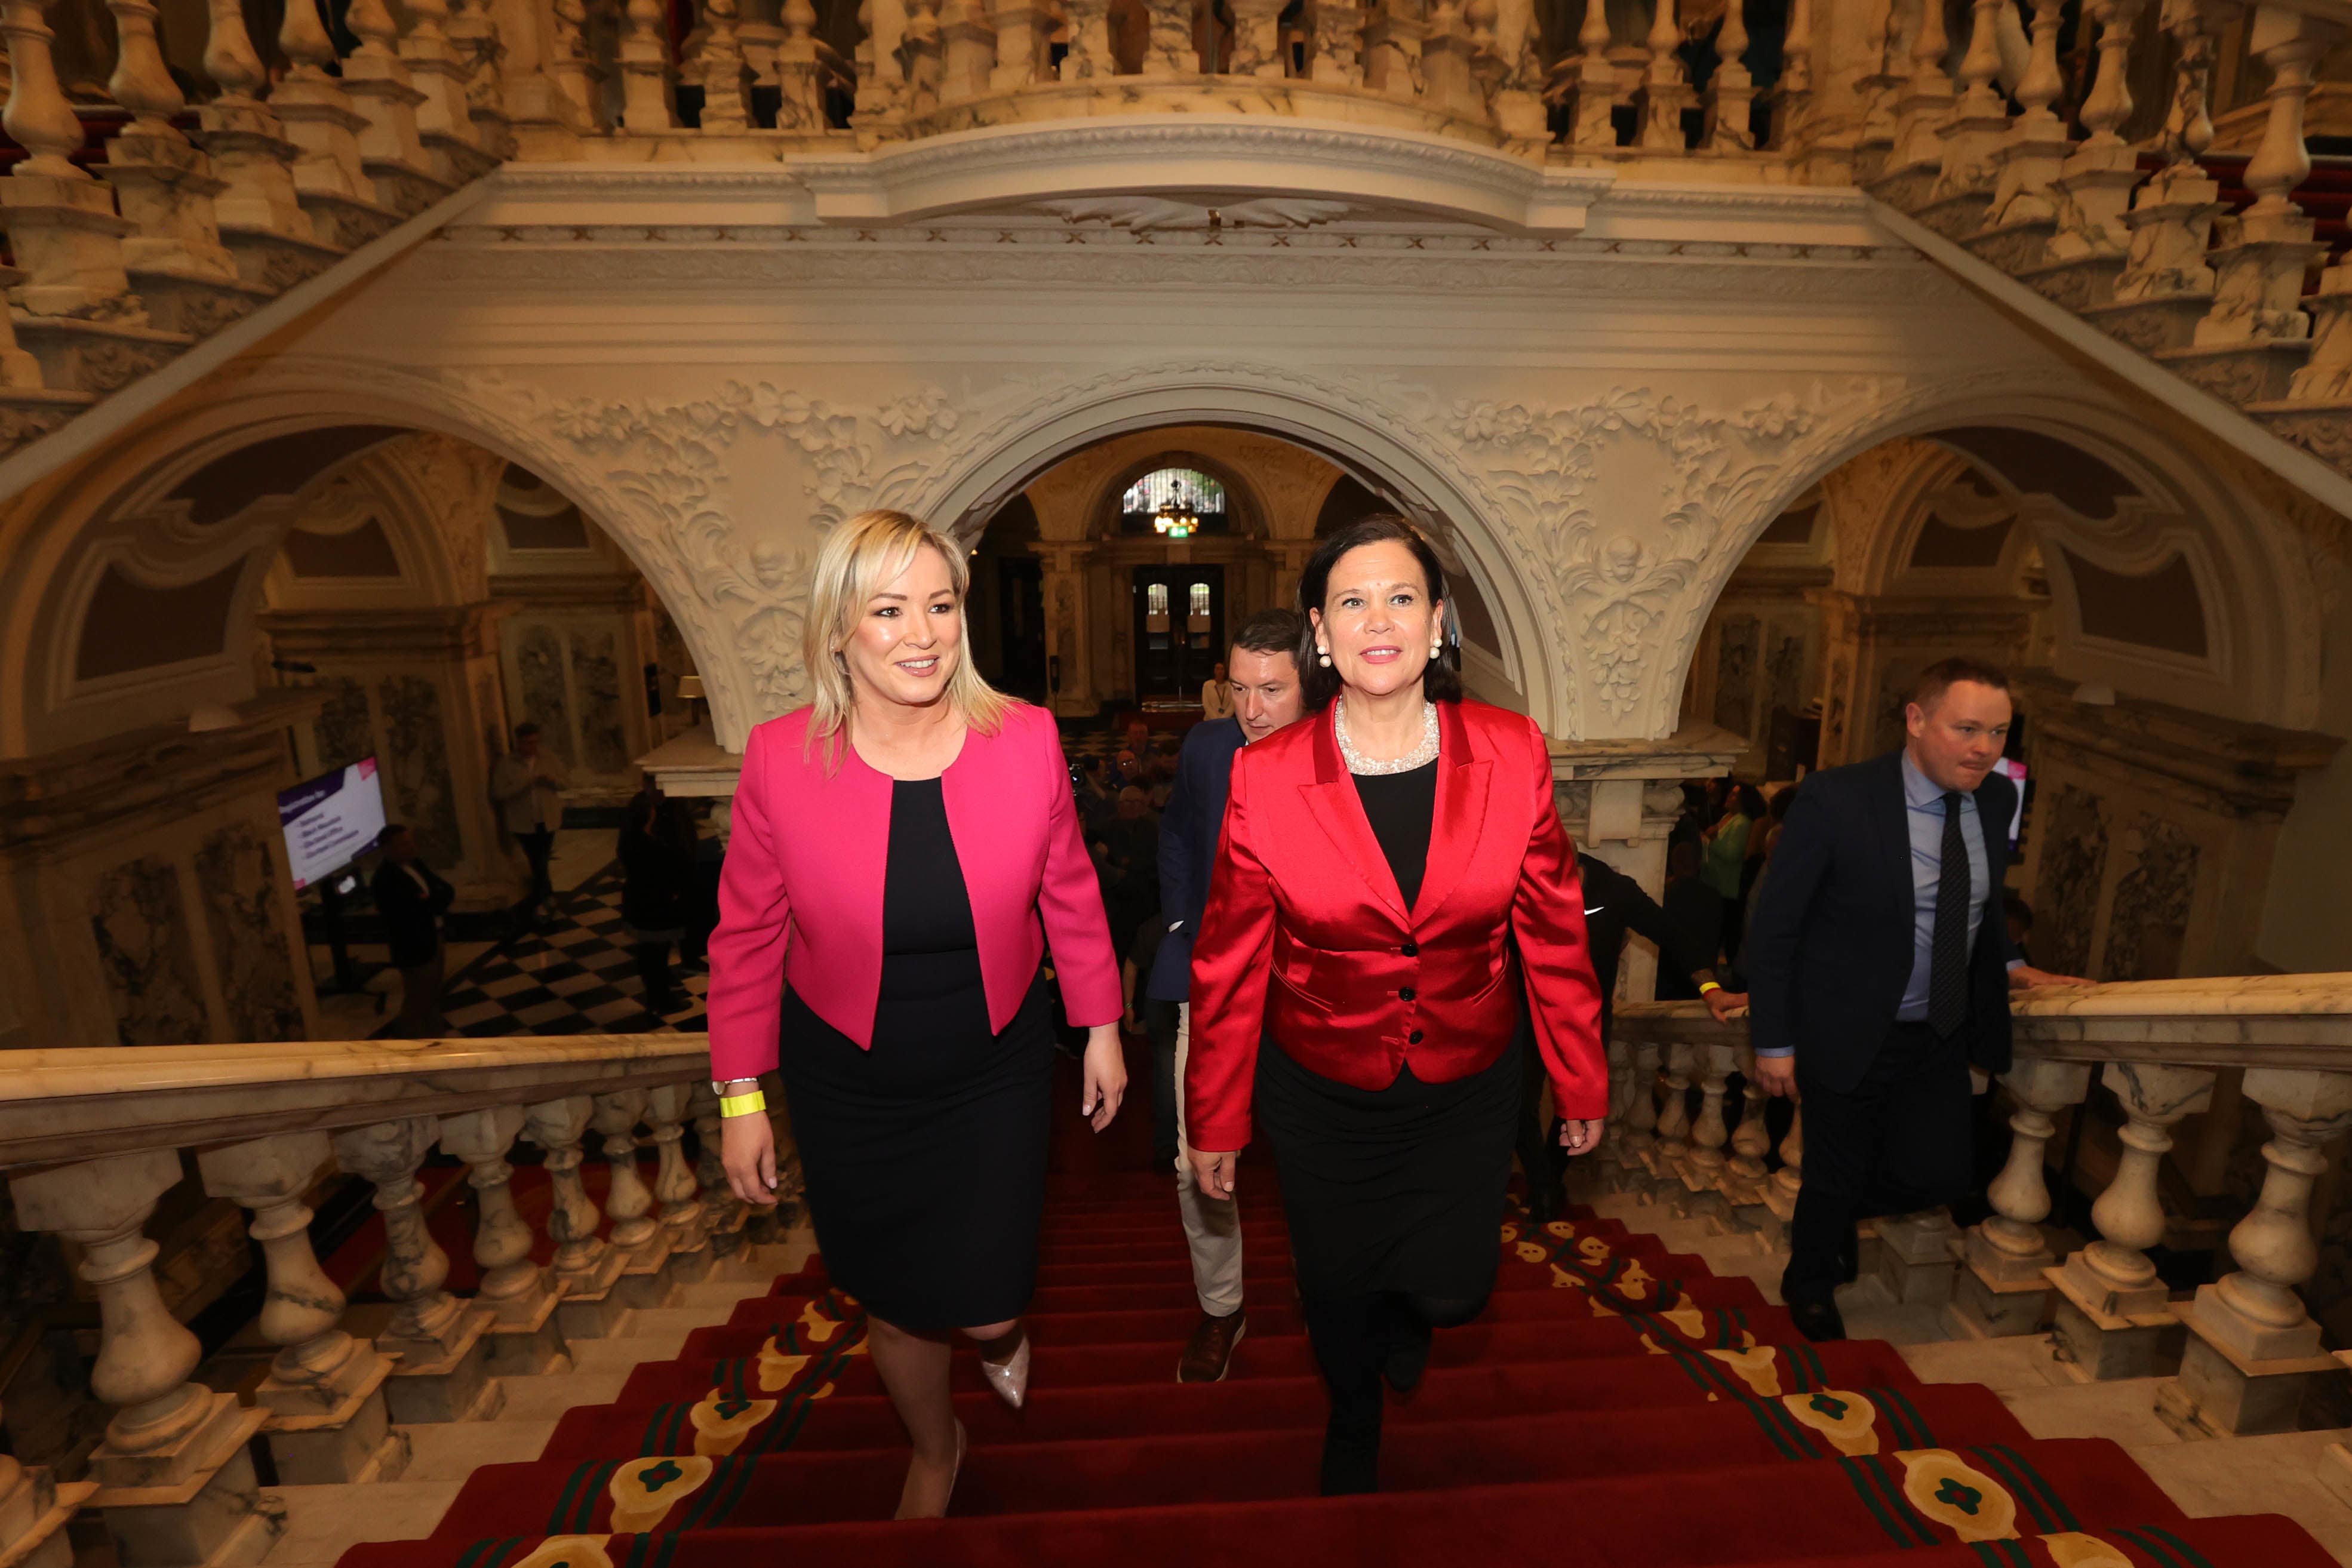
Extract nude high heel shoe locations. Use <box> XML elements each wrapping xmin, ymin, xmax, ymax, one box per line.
<box><xmin>979</xmin><ymin>1334</ymin><xmax>1031</xmax><ymax>1410</ymax></box>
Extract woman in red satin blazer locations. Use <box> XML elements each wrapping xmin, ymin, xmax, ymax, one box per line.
<box><xmin>1183</xmin><ymin>516</ymin><xmax>1605</xmax><ymax>1495</ymax></box>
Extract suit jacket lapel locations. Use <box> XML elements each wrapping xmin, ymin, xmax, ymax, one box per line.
<box><xmin>1409</xmin><ymin>702</ymin><xmax>1488</xmax><ymax>925</ymax></box>
<box><xmin>1299</xmin><ymin>707</ymin><xmax>1409</xmax><ymax>927</ymax></box>
<box><xmin>1871</xmin><ymin>750</ymin><xmax>1914</xmax><ymax>924</ymax></box>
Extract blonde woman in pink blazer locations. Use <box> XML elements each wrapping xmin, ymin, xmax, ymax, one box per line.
<box><xmin>709</xmin><ymin>510</ymin><xmax>1126</xmax><ymax>1520</ymax></box>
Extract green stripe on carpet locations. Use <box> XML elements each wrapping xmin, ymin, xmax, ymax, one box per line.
<box><xmin>1975</xmin><ymin>1443</ymin><xmax>2079</xmax><ymax>1533</ymax></box>
<box><xmin>1874</xmin><ymin>1383</ymin><xmax>1933</xmax><ymax>1449</ymax></box>
<box><xmin>1840</xmin><ymin>1453</ymin><xmax>1941</xmax><ymax>1548</ymax></box>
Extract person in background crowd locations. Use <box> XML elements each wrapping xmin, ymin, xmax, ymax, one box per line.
<box><xmin>679</xmin><ymin>798</ymin><xmax>727</xmax><ymax>971</ymax></box>
<box><xmin>1186</xmin><ymin>518</ymin><xmax>1604</xmax><ymax>1495</ymax></box>
<box><xmin>1201</xmin><ymin>660</ymin><xmax>1235</xmax><ymax>721</ymax></box>
<box><xmin>491</xmin><ymin>722</ymin><xmax>570</xmax><ymax>930</ymax></box>
<box><xmin>1146</xmin><ymin>753</ymin><xmax>1177</xmax><ymax>813</ymax></box>
<box><xmin>1126</xmin><ymin>718</ymin><xmax>1151</xmax><ymax>762</ymax></box>
<box><xmin>1736</xmin><ymin>783</ymin><xmax>1798</xmax><ymax>957</ymax></box>
<box><xmin>1705</xmin><ymin>780</ymin><xmax>1763</xmax><ymax>964</ymax></box>
<box><xmin>1659</xmin><ymin>839</ymin><xmax>1726</xmax><ymax>991</ymax></box>
<box><xmin>709</xmin><ymin>509</ymin><xmax>1124</xmax><ymax>1520</ymax></box>
<box><xmin>371</xmin><ymin>824</ymin><xmax>454</xmax><ymax>1038</ymax></box>
<box><xmin>1516</xmin><ymin>851</ymin><xmax>1745</xmax><ymax>1222</ymax></box>
<box><xmin>1745</xmin><ymin>657</ymin><xmax>2090</xmax><ymax>1343</ymax></box>
<box><xmin>619</xmin><ymin>785</ymin><xmax>693</xmax><ymax>1014</ymax></box>
<box><xmin>1146</xmin><ymin>607</ymin><xmax>1306</xmax><ymax>1383</ymax></box>
<box><xmin>1099</xmin><ymin>785</ymin><xmax>1161</xmax><ymax>960</ymax></box>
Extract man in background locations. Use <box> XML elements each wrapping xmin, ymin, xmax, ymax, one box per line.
<box><xmin>1148</xmin><ymin>608</ymin><xmax>1305</xmax><ymax>1383</ymax></box>
<box><xmin>491</xmin><ymin>722</ymin><xmax>568</xmax><ymax>930</ymax></box>
<box><xmin>371</xmin><ymin>825</ymin><xmax>454</xmax><ymax>1037</ymax></box>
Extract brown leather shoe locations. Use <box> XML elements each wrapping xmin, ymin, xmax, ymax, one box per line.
<box><xmin>1177</xmin><ymin>1309</ymin><xmax>1247</xmax><ymax>1383</ymax></box>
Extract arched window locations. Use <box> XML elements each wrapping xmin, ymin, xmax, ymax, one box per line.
<box><xmin>1120</xmin><ymin>467</ymin><xmax>1228</xmax><ymax>537</ymax></box>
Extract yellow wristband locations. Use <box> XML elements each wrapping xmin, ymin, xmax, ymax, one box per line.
<box><xmin>718</xmin><ymin>1090</ymin><xmax>767</xmax><ymax>1118</ymax></box>
<box><xmin>1698</xmin><ymin>981</ymin><xmax>1722</xmax><ymax>995</ymax></box>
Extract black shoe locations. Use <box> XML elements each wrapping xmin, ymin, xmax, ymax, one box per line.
<box><xmin>1788</xmin><ymin>1298</ymin><xmax>1847</xmax><ymax>1343</ymax></box>
<box><xmin>1380</xmin><ymin>1313</ymin><xmax>1431</xmax><ymax>1394</ymax></box>
<box><xmin>1839</xmin><ymin>1228</ymin><xmax>1861</xmax><ymax>1286</ymax></box>
<box><xmin>1318</xmin><ymin>1416</ymin><xmax>1380</xmax><ymax>1495</ymax></box>
<box><xmin>1524</xmin><ymin>1177</ymin><xmax>1564</xmax><ymax>1226</ymax></box>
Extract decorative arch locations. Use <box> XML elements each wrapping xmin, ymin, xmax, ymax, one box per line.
<box><xmin>1088</xmin><ymin>450</ymin><xmax>1266</xmax><ymax>540</ymax></box>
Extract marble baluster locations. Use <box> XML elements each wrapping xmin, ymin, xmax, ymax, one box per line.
<box><xmin>937</xmin><ymin>0</ymin><xmax>997</xmax><ymax>99</ymax></box>
<box><xmin>331</xmin><ymin>1118</ymin><xmax>501</xmax><ymax>1423</ymax></box>
<box><xmin>403</xmin><ymin>0</ymin><xmax>494</xmax><ymax>165</ymax></box>
<box><xmin>1228</xmin><ymin>0</ymin><xmax>1287</xmax><ymax>75</ymax></box>
<box><xmin>1759</xmin><ymin>1103</ymin><xmax>1803</xmax><ymax>1248</ymax></box>
<box><xmin>273</xmin><ymin>0</ymin><xmax>386</xmax><ymax>241</ymax></box>
<box><xmin>343</xmin><ymin>0</ymin><xmax>455</xmax><ymax>213</ymax></box>
<box><xmin>201</xmin><ymin>0</ymin><xmax>327</xmax><ymax>249</ymax></box>
<box><xmin>102</xmin><ymin>0</ymin><xmax>242</xmax><ymax>297</ymax></box>
<box><xmin>547</xmin><ymin>0</ymin><xmax>602</xmax><ymax>123</ymax></box>
<box><xmin>696</xmin><ymin>0</ymin><xmax>754</xmax><ymax>127</ymax></box>
<box><xmin>1767</xmin><ymin>0</ymin><xmax>1810</xmax><ymax>149</ymax></box>
<box><xmin>1619</xmin><ymin>1041</ymin><xmax>1662</xmax><ymax>1194</ymax></box>
<box><xmin>525</xmin><ymin>1094</ymin><xmax>631</xmax><ymax>1337</ymax></box>
<box><xmin>447</xmin><ymin>0</ymin><xmax>516</xmax><ymax>155</ymax></box>
<box><xmin>850</xmin><ymin>0</ymin><xmax>897</xmax><ymax>121</ymax></box>
<box><xmin>1883</xmin><ymin>0</ymin><xmax>1953</xmax><ymax>176</ymax></box>
<box><xmin>1309</xmin><ymin>0</ymin><xmax>1364</xmax><ymax>85</ymax></box>
<box><xmin>739</xmin><ymin>0</ymin><xmax>785</xmax><ymax>95</ymax></box>
<box><xmin>1979</xmin><ymin>0</ymin><xmax>2071</xmax><ymax>242</ymax></box>
<box><xmin>1136</xmin><ymin>0</ymin><xmax>1195</xmax><ymax>75</ymax></box>
<box><xmin>0</xmin><ymin>0</ymin><xmax>145</xmax><ymax>318</ymax></box>
<box><xmin>2103</xmin><ymin>0</ymin><xmax>2232</xmax><ymax>377</ymax></box>
<box><xmin>1721</xmin><ymin>1046</ymin><xmax>1774</xmax><ymax>1225</ymax></box>
<box><xmin>899</xmin><ymin>0</ymin><xmax>944</xmax><ymax>109</ymax></box>
<box><xmin>1424</xmin><ymin>0</ymin><xmax>1481</xmax><ymax>116</ymax></box>
<box><xmin>988</xmin><ymin>0</ymin><xmax>1047</xmax><ymax>85</ymax></box>
<box><xmin>1852</xmin><ymin>0</ymin><xmax>1910</xmax><ymax>179</ymax></box>
<box><xmin>1635</xmin><ymin>0</ymin><xmax>1690</xmax><ymax>149</ymax></box>
<box><xmin>2044</xmin><ymin>0</ymin><xmax>2146</xmax><ymax>264</ymax></box>
<box><xmin>0</xmin><ymin>1388</ymin><xmax>91</xmax><ymax>1568</ymax></box>
<box><xmin>2049</xmin><ymin>1063</ymin><xmax>2213</xmax><ymax>1378</ymax></box>
<box><xmin>1953</xmin><ymin>1059</ymin><xmax>2090</xmax><ymax>1338</ymax></box>
<box><xmin>595</xmin><ymin>1090</ymin><xmax>677</xmax><ymax>1305</ymax></box>
<box><xmin>197</xmin><ymin>1132</ymin><xmax>404</xmax><ymax>1484</ymax></box>
<box><xmin>2163</xmin><ymin>1068</ymin><xmax>2352</xmax><ymax>1436</ymax></box>
<box><xmin>1676</xmin><ymin>1043</ymin><xmax>1738</xmax><ymax>1225</ymax></box>
<box><xmin>9</xmin><ymin>1150</ymin><xmax>283</xmax><ymax>1566</ymax></box>
<box><xmin>1648</xmin><ymin>1044</ymin><xmax>1694</xmax><ymax>1194</ymax></box>
<box><xmin>1702</xmin><ymin>0</ymin><xmax>1753</xmax><ymax>151</ymax></box>
<box><xmin>617</xmin><ymin>0</ymin><xmax>678</xmax><ymax>127</ymax></box>
<box><xmin>691</xmin><ymin>1083</ymin><xmax>752</xmax><ymax>1260</ymax></box>
<box><xmin>2187</xmin><ymin>0</ymin><xmax>2333</xmax><ymax>385</ymax></box>
<box><xmin>441</xmin><ymin>1104</ymin><xmax>570</xmax><ymax>1374</ymax></box>
<box><xmin>1930</xmin><ymin>0</ymin><xmax>2010</xmax><ymax>208</ymax></box>
<box><xmin>773</xmin><ymin>0</ymin><xmax>825</xmax><ymax>125</ymax></box>
<box><xmin>647</xmin><ymin>1083</ymin><xmax>716</xmax><ymax>1282</ymax></box>
<box><xmin>1592</xmin><ymin>1036</ymin><xmax>1637</xmax><ymax>1192</ymax></box>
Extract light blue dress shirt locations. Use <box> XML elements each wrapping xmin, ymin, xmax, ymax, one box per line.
<box><xmin>1895</xmin><ymin>752</ymin><xmax>2018</xmax><ymax>1021</ymax></box>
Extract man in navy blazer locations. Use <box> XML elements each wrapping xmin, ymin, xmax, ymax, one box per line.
<box><xmin>1745</xmin><ymin>659</ymin><xmax>2087</xmax><ymax>1341</ymax></box>
<box><xmin>1147</xmin><ymin>608</ymin><xmax>1305</xmax><ymax>1383</ymax></box>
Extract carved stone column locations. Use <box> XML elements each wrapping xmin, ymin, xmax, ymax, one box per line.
<box><xmin>691</xmin><ymin>1083</ymin><xmax>751</xmax><ymax>1263</ymax></box>
<box><xmin>1</xmin><ymin>0</ymin><xmax>145</xmax><ymax>318</ymax></box>
<box><xmin>102</xmin><ymin>0</ymin><xmax>245</xmax><ymax>303</ymax></box>
<box><xmin>0</xmin><ymin>1393</ymin><xmax>93</xmax><ymax>1568</ymax></box>
<box><xmin>525</xmin><ymin>1094</ymin><xmax>629</xmax><ymax>1338</ymax></box>
<box><xmin>1647</xmin><ymin>1044</ymin><xmax>1693</xmax><ymax>1193</ymax></box>
<box><xmin>198</xmin><ymin>1133</ymin><xmax>405</xmax><ymax>1484</ymax></box>
<box><xmin>1675</xmin><ymin>1043</ymin><xmax>1738</xmax><ymax>1226</ymax></box>
<box><xmin>1634</xmin><ymin>0</ymin><xmax>1691</xmax><ymax>147</ymax></box>
<box><xmin>2041</xmin><ymin>0</ymin><xmax>2145</xmax><ymax>284</ymax></box>
<box><xmin>1953</xmin><ymin>1057</ymin><xmax>2090</xmax><ymax>1338</ymax></box>
<box><xmin>1978</xmin><ymin>0</ymin><xmax>2071</xmax><ymax>251</ymax></box>
<box><xmin>342</xmin><ymin>0</ymin><xmax>457</xmax><ymax>214</ymax></box>
<box><xmin>402</xmin><ymin>0</ymin><xmax>493</xmax><ymax>165</ymax></box>
<box><xmin>646</xmin><ymin>1083</ymin><xmax>715</xmax><ymax>1283</ymax></box>
<box><xmin>440</xmin><ymin>1104</ymin><xmax>570</xmax><ymax>1375</ymax></box>
<box><xmin>330</xmin><ymin>1118</ymin><xmax>500</xmax><ymax>1423</ymax></box>
<box><xmin>595</xmin><ymin>1090</ymin><xmax>677</xmax><ymax>1306</ymax></box>
<box><xmin>197</xmin><ymin>0</ymin><xmax>323</xmax><ymax>251</ymax></box>
<box><xmin>272</xmin><ymin>0</ymin><xmax>396</xmax><ymax>247</ymax></box>
<box><xmin>9</xmin><ymin>1150</ymin><xmax>283</xmax><ymax>1568</ymax></box>
<box><xmin>1701</xmin><ymin>0</ymin><xmax>1753</xmax><ymax>152</ymax></box>
<box><xmin>2049</xmin><ymin>1062</ymin><xmax>2212</xmax><ymax>1378</ymax></box>
<box><xmin>2161</xmin><ymin>1068</ymin><xmax>2352</xmax><ymax>1437</ymax></box>
<box><xmin>1759</xmin><ymin>1103</ymin><xmax>1803</xmax><ymax>1249</ymax></box>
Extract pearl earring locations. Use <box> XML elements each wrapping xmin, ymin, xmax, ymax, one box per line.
<box><xmin>1317</xmin><ymin>649</ymin><xmax>1332</xmax><ymax>667</ymax></box>
<box><xmin>1430</xmin><ymin>641</ymin><xmax>1443</xmax><ymax>658</ymax></box>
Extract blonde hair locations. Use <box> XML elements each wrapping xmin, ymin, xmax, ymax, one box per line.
<box><xmin>801</xmin><ymin>509</ymin><xmax>1014</xmax><ymax>765</ymax></box>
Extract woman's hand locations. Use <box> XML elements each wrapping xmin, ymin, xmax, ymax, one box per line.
<box><xmin>1081</xmin><ymin>1023</ymin><xmax>1127</xmax><ymax>1133</ymax></box>
<box><xmin>1187</xmin><ymin>1147</ymin><xmax>1238</xmax><ymax>1199</ymax></box>
<box><xmin>720</xmin><ymin>1109</ymin><xmax>779</xmax><ymax>1207</ymax></box>
<box><xmin>1557</xmin><ymin>1118</ymin><xmax>1604</xmax><ymax>1157</ymax></box>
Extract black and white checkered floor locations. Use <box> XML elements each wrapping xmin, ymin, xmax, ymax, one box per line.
<box><xmin>428</xmin><ymin>862</ymin><xmax>708</xmax><ymax>1038</ymax></box>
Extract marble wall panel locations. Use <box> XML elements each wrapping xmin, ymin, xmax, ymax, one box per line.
<box><xmin>88</xmin><ymin>855</ymin><xmax>210</xmax><ymax>1045</ymax></box>
<box><xmin>1870</xmin><ymin>659</ymin><xmax>1920</xmax><ymax>759</ymax></box>
<box><xmin>476</xmin><ymin>669</ymin><xmax>506</xmax><ymax>761</ymax></box>
<box><xmin>378</xmin><ymin>674</ymin><xmax>463</xmax><ymax>867</ymax></box>
<box><xmin>313</xmin><ymin>677</ymin><xmax>376</xmax><ymax>772</ymax></box>
<box><xmin>1712</xmin><ymin>613</ymin><xmax>1758</xmax><ymax>736</ymax></box>
<box><xmin>2100</xmin><ymin>815</ymin><xmax>2199</xmax><ymax>982</ymax></box>
<box><xmin>1819</xmin><ymin>644</ymin><xmax>1854</xmax><ymax>764</ymax></box>
<box><xmin>2037</xmin><ymin>783</ymin><xmax>2109</xmax><ymax>978</ymax></box>
<box><xmin>571</xmin><ymin>625</ymin><xmax>629</xmax><ymax>772</ymax></box>
<box><xmin>1767</xmin><ymin>622</ymin><xmax>1807</xmax><ymax>716</ymax></box>
<box><xmin>193</xmin><ymin>821</ymin><xmax>307</xmax><ymax>1042</ymax></box>
<box><xmin>514</xmin><ymin>624</ymin><xmax>575</xmax><ymax>765</ymax></box>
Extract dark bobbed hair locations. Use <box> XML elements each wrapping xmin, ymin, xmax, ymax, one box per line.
<box><xmin>1230</xmin><ymin>608</ymin><xmax>1305</xmax><ymax>661</ymax></box>
<box><xmin>1296</xmin><ymin>514</ymin><xmax>1464</xmax><ymax>711</ymax></box>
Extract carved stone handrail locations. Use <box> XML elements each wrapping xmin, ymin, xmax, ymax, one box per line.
<box><xmin>0</xmin><ymin>1033</ymin><xmax>711</xmax><ymax>1169</ymax></box>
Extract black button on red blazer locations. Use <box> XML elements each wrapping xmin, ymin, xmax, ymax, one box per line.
<box><xmin>1183</xmin><ymin>697</ymin><xmax>1607</xmax><ymax>1153</ymax></box>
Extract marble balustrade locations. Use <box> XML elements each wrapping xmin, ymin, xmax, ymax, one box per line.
<box><xmin>1604</xmin><ymin>975</ymin><xmax>2352</xmax><ymax>1440</ymax></box>
<box><xmin>0</xmin><ymin>1034</ymin><xmax>794</xmax><ymax>1568</ymax></box>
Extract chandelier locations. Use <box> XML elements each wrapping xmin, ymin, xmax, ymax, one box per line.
<box><xmin>1153</xmin><ymin>499</ymin><xmax>1199</xmax><ymax>539</ymax></box>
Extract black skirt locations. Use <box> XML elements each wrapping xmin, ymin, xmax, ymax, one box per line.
<box><xmin>774</xmin><ymin>777</ymin><xmax>1055</xmax><ymax>1333</ymax></box>
<box><xmin>1256</xmin><ymin>1027</ymin><xmax>1523</xmax><ymax>1304</ymax></box>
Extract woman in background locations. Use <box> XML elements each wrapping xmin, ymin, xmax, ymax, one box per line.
<box><xmin>708</xmin><ymin>510</ymin><xmax>1126</xmax><ymax>1520</ymax></box>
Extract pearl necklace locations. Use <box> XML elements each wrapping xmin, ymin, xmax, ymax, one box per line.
<box><xmin>1335</xmin><ymin>696</ymin><xmax>1440</xmax><ymax>776</ymax></box>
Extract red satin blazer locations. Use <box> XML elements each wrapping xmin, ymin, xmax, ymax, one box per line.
<box><xmin>1184</xmin><ymin>698</ymin><xmax>1606</xmax><ymax>1153</ymax></box>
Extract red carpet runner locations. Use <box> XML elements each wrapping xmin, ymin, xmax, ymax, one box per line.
<box><xmin>337</xmin><ymin>1052</ymin><xmax>2333</xmax><ymax>1568</ymax></box>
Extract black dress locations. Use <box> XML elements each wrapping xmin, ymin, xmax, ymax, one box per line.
<box><xmin>1256</xmin><ymin>759</ymin><xmax>1523</xmax><ymax>1305</ymax></box>
<box><xmin>775</xmin><ymin>777</ymin><xmax>1056</xmax><ymax>1332</ymax></box>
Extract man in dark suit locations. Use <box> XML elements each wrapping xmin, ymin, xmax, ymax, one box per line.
<box><xmin>1147</xmin><ymin>607</ymin><xmax>1305</xmax><ymax>1383</ymax></box>
<box><xmin>1746</xmin><ymin>658</ymin><xmax>2087</xmax><ymax>1341</ymax></box>
<box><xmin>371</xmin><ymin>825</ymin><xmax>456</xmax><ymax>1038</ymax></box>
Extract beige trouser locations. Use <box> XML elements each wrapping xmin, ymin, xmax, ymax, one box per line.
<box><xmin>1174</xmin><ymin>1003</ymin><xmax>1247</xmax><ymax>1316</ymax></box>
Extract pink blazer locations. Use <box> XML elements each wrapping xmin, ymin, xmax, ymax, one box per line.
<box><xmin>706</xmin><ymin>702</ymin><xmax>1123</xmax><ymax>1080</ymax></box>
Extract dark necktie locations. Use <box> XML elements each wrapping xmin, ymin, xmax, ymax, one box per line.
<box><xmin>1928</xmin><ymin>790</ymin><xmax>1972</xmax><ymax>1038</ymax></box>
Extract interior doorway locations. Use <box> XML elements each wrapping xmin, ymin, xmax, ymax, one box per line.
<box><xmin>1131</xmin><ymin>565</ymin><xmax>1225</xmax><ymax>705</ymax></box>
<box><xmin>992</xmin><ymin>555</ymin><xmax>1048</xmax><ymax>703</ymax></box>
